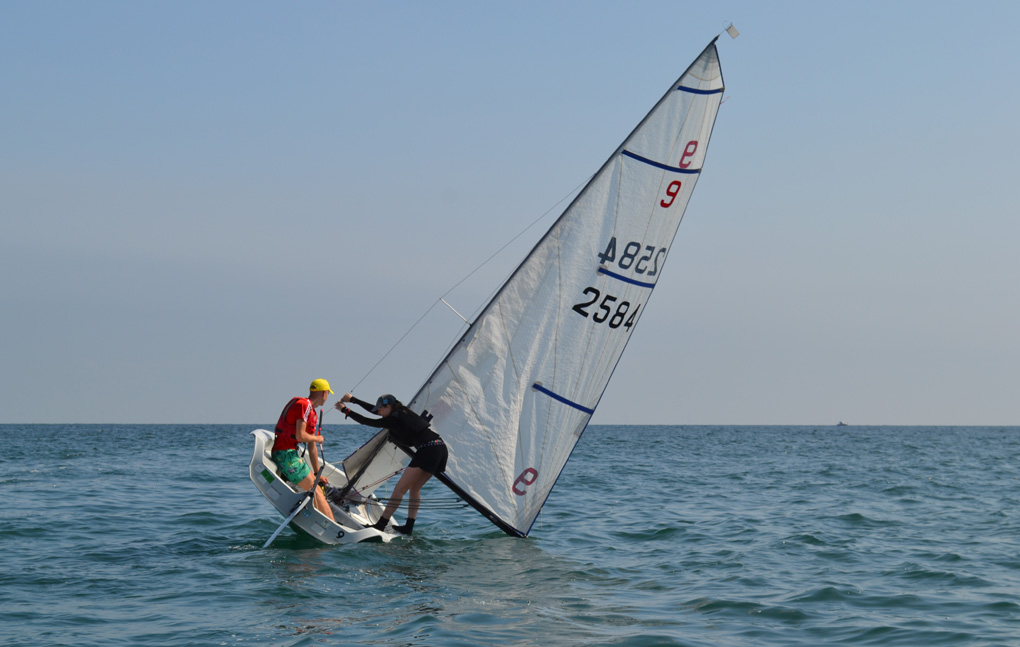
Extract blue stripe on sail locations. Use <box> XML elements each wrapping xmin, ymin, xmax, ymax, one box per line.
<box><xmin>677</xmin><ymin>85</ymin><xmax>724</xmax><ymax>95</ymax></box>
<box><xmin>598</xmin><ymin>266</ymin><xmax>656</xmax><ymax>288</ymax></box>
<box><xmin>621</xmin><ymin>150</ymin><xmax>700</xmax><ymax>174</ymax></box>
<box><xmin>532</xmin><ymin>383</ymin><xmax>595</xmax><ymax>415</ymax></box>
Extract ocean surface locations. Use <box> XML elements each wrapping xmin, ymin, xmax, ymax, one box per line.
<box><xmin>1</xmin><ymin>424</ymin><xmax>1018</xmax><ymax>646</ymax></box>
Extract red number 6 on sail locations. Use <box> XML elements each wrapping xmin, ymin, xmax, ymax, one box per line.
<box><xmin>513</xmin><ymin>468</ymin><xmax>538</xmax><ymax>495</ymax></box>
<box><xmin>660</xmin><ymin>181</ymin><xmax>682</xmax><ymax>208</ymax></box>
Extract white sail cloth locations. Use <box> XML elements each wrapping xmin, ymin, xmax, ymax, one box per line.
<box><xmin>403</xmin><ymin>42</ymin><xmax>726</xmax><ymax>536</ymax></box>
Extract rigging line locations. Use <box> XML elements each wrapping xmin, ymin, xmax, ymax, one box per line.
<box><xmin>420</xmin><ymin>176</ymin><xmax>591</xmax><ymax>390</ymax></box>
<box><xmin>350</xmin><ymin>176</ymin><xmax>590</xmax><ymax>391</ymax></box>
<box><xmin>374</xmin><ymin>501</ymin><xmax>467</xmax><ymax>509</ymax></box>
<box><xmin>330</xmin><ymin>498</ymin><xmax>466</xmax><ymax>510</ymax></box>
<box><xmin>441</xmin><ymin>176</ymin><xmax>590</xmax><ymax>307</ymax></box>
<box><xmin>372</xmin><ymin>496</ymin><xmax>464</xmax><ymax>503</ymax></box>
<box><xmin>333</xmin><ymin>492</ymin><xmax>466</xmax><ymax>508</ymax></box>
<box><xmin>440</xmin><ymin>298</ymin><xmax>469</xmax><ymax>324</ymax></box>
<box><xmin>347</xmin><ymin>300</ymin><xmax>443</xmax><ymax>393</ymax></box>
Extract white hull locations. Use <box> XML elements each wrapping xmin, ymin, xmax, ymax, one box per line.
<box><xmin>249</xmin><ymin>429</ymin><xmax>396</xmax><ymax>545</ymax></box>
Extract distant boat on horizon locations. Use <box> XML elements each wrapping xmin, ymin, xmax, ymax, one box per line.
<box><xmin>836</xmin><ymin>421</ymin><xmax>849</xmax><ymax>427</ymax></box>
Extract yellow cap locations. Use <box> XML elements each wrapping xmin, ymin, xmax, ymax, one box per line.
<box><xmin>309</xmin><ymin>378</ymin><xmax>334</xmax><ymax>394</ymax></box>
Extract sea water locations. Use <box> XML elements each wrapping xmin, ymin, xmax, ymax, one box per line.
<box><xmin>1</xmin><ymin>424</ymin><xmax>1018</xmax><ymax>646</ymax></box>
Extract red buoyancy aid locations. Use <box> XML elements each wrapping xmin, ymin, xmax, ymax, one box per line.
<box><xmin>272</xmin><ymin>397</ymin><xmax>318</xmax><ymax>452</ymax></box>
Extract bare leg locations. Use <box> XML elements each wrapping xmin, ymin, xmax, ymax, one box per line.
<box><xmin>313</xmin><ymin>486</ymin><xmax>335</xmax><ymax>522</ymax></box>
<box><xmin>378</xmin><ymin>467</ymin><xmax>433</xmax><ymax>524</ymax></box>
<box><xmin>381</xmin><ymin>467</ymin><xmax>422</xmax><ymax>519</ymax></box>
<box><xmin>404</xmin><ymin>469</ymin><xmax>433</xmax><ymax>520</ymax></box>
<box><xmin>296</xmin><ymin>471</ymin><xmax>335</xmax><ymax>522</ymax></box>
<box><xmin>407</xmin><ymin>492</ymin><xmax>421</xmax><ymax>520</ymax></box>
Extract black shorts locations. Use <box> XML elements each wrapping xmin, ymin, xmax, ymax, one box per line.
<box><xmin>409</xmin><ymin>440</ymin><xmax>448</xmax><ymax>474</ymax></box>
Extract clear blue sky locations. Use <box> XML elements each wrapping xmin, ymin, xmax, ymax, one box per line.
<box><xmin>3</xmin><ymin>1</ymin><xmax>1018</xmax><ymax>425</ymax></box>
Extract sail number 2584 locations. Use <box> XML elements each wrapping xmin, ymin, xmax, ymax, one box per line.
<box><xmin>572</xmin><ymin>288</ymin><xmax>641</xmax><ymax>329</ymax></box>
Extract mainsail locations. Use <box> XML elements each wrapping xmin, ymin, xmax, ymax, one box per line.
<box><xmin>346</xmin><ymin>40</ymin><xmax>725</xmax><ymax>537</ymax></box>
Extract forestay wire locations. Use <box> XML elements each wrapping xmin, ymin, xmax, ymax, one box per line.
<box><xmin>346</xmin><ymin>177</ymin><xmax>591</xmax><ymax>394</ymax></box>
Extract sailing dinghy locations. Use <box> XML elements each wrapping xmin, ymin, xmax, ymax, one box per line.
<box><xmin>249</xmin><ymin>429</ymin><xmax>396</xmax><ymax>544</ymax></box>
<box><xmin>250</xmin><ymin>38</ymin><xmax>725</xmax><ymax>543</ymax></box>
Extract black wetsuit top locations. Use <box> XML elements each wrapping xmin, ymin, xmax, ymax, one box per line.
<box><xmin>346</xmin><ymin>397</ymin><xmax>441</xmax><ymax>449</ymax></box>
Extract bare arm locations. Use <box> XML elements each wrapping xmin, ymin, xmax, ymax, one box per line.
<box><xmin>295</xmin><ymin>420</ymin><xmax>326</xmax><ymax>475</ymax></box>
<box><xmin>294</xmin><ymin>419</ymin><xmax>324</xmax><ymax>445</ymax></box>
<box><xmin>306</xmin><ymin>441</ymin><xmax>322</xmax><ymax>475</ymax></box>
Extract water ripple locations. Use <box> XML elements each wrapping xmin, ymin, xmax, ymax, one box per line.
<box><xmin>3</xmin><ymin>424</ymin><xmax>1020</xmax><ymax>646</ymax></box>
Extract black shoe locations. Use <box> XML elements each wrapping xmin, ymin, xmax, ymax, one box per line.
<box><xmin>393</xmin><ymin>518</ymin><xmax>415</xmax><ymax>535</ymax></box>
<box><xmin>372</xmin><ymin>517</ymin><xmax>389</xmax><ymax>531</ymax></box>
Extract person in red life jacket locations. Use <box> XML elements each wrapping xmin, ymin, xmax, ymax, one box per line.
<box><xmin>272</xmin><ymin>378</ymin><xmax>336</xmax><ymax>522</ymax></box>
<box><xmin>336</xmin><ymin>392</ymin><xmax>447</xmax><ymax>535</ymax></box>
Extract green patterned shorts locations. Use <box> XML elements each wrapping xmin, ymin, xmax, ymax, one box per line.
<box><xmin>271</xmin><ymin>449</ymin><xmax>311</xmax><ymax>484</ymax></box>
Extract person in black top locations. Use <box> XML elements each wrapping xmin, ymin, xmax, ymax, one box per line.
<box><xmin>336</xmin><ymin>393</ymin><xmax>447</xmax><ymax>535</ymax></box>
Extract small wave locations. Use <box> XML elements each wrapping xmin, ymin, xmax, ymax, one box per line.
<box><xmin>783</xmin><ymin>532</ymin><xmax>826</xmax><ymax>546</ymax></box>
<box><xmin>610</xmin><ymin>526</ymin><xmax>683</xmax><ymax>542</ymax></box>
<box><xmin>786</xmin><ymin>585</ymin><xmax>860</xmax><ymax>604</ymax></box>
<box><xmin>843</xmin><ymin>625</ymin><xmax>977</xmax><ymax>646</ymax></box>
<box><xmin>892</xmin><ymin>562</ymin><xmax>994</xmax><ymax>588</ymax></box>
<box><xmin>682</xmin><ymin>597</ymin><xmax>811</xmax><ymax>623</ymax></box>
<box><xmin>832</xmin><ymin>512</ymin><xmax>901</xmax><ymax>528</ymax></box>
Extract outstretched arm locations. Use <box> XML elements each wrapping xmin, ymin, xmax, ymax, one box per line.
<box><xmin>335</xmin><ymin>397</ymin><xmax>387</xmax><ymax>428</ymax></box>
<box><xmin>340</xmin><ymin>393</ymin><xmax>375</xmax><ymax>412</ymax></box>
